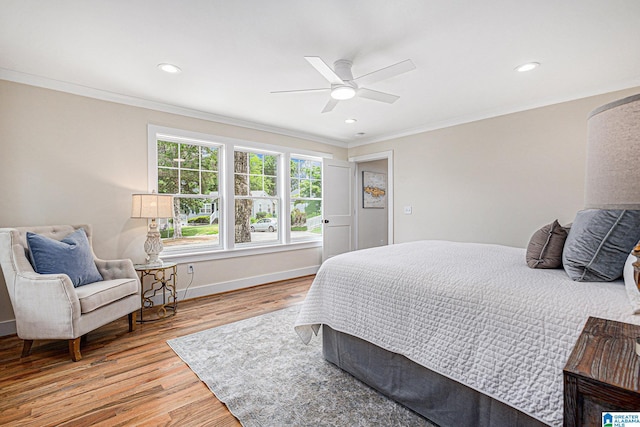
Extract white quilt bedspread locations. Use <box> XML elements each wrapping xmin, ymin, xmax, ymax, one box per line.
<box><xmin>294</xmin><ymin>241</ymin><xmax>640</xmax><ymax>427</ymax></box>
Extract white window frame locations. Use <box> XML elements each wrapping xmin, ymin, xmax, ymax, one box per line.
<box><xmin>147</xmin><ymin>125</ymin><xmax>331</xmax><ymax>263</ymax></box>
<box><xmin>152</xmin><ymin>133</ymin><xmax>224</xmax><ymax>255</ymax></box>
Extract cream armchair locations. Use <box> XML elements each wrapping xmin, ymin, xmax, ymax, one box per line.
<box><xmin>0</xmin><ymin>225</ymin><xmax>141</xmax><ymax>361</ymax></box>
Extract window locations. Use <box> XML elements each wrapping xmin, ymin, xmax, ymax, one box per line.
<box><xmin>200</xmin><ymin>203</ymin><xmax>213</xmax><ymax>214</ymax></box>
<box><xmin>234</xmin><ymin>150</ymin><xmax>280</xmax><ymax>245</ymax></box>
<box><xmin>290</xmin><ymin>157</ymin><xmax>322</xmax><ymax>240</ymax></box>
<box><xmin>156</xmin><ymin>139</ymin><xmax>221</xmax><ymax>250</ymax></box>
<box><xmin>149</xmin><ymin>125</ymin><xmax>325</xmax><ymax>259</ymax></box>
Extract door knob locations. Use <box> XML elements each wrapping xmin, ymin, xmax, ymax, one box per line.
<box><xmin>323</xmin><ymin>219</ymin><xmax>329</xmax><ymax>223</ymax></box>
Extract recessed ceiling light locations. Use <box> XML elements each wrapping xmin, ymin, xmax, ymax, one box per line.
<box><xmin>345</xmin><ymin>118</ymin><xmax>357</xmax><ymax>124</ymax></box>
<box><xmin>515</xmin><ymin>62</ymin><xmax>540</xmax><ymax>73</ymax></box>
<box><xmin>355</xmin><ymin>132</ymin><xmax>366</xmax><ymax>137</ymax></box>
<box><xmin>158</xmin><ymin>63</ymin><xmax>182</xmax><ymax>74</ymax></box>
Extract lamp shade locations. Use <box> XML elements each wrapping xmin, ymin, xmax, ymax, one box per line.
<box><xmin>131</xmin><ymin>194</ymin><xmax>174</xmax><ymax>218</ymax></box>
<box><xmin>584</xmin><ymin>93</ymin><xmax>640</xmax><ymax>209</ymax></box>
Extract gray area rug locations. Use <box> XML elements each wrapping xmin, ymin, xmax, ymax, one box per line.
<box><xmin>167</xmin><ymin>306</ymin><xmax>434</xmax><ymax>426</ymax></box>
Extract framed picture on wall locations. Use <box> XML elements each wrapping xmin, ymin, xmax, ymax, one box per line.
<box><xmin>363</xmin><ymin>171</ymin><xmax>387</xmax><ymax>208</ymax></box>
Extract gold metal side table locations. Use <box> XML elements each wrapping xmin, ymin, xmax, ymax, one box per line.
<box><xmin>134</xmin><ymin>262</ymin><xmax>177</xmax><ymax>322</ymax></box>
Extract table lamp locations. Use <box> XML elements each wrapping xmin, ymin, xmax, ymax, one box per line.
<box><xmin>584</xmin><ymin>93</ymin><xmax>640</xmax><ymax>293</ymax></box>
<box><xmin>584</xmin><ymin>93</ymin><xmax>640</xmax><ymax>210</ymax></box>
<box><xmin>131</xmin><ymin>193</ymin><xmax>174</xmax><ymax>266</ymax></box>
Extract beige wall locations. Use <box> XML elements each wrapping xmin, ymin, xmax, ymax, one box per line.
<box><xmin>349</xmin><ymin>86</ymin><xmax>640</xmax><ymax>248</ymax></box>
<box><xmin>0</xmin><ymin>80</ymin><xmax>347</xmax><ymax>327</ymax></box>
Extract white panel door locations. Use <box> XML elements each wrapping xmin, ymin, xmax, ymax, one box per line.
<box><xmin>322</xmin><ymin>159</ymin><xmax>355</xmax><ymax>262</ymax></box>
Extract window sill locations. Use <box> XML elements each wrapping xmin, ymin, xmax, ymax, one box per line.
<box><xmin>160</xmin><ymin>240</ymin><xmax>322</xmax><ymax>264</ymax></box>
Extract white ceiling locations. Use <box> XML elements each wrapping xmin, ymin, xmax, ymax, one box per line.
<box><xmin>1</xmin><ymin>0</ymin><xmax>639</xmax><ymax>148</ymax></box>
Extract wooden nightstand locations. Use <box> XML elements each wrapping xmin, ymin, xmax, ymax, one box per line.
<box><xmin>563</xmin><ymin>317</ymin><xmax>640</xmax><ymax>427</ymax></box>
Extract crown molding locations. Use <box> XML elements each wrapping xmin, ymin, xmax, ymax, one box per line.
<box><xmin>0</xmin><ymin>68</ymin><xmax>347</xmax><ymax>149</ymax></box>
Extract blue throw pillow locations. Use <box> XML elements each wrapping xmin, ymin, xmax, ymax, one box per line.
<box><xmin>27</xmin><ymin>228</ymin><xmax>103</xmax><ymax>287</ymax></box>
<box><xmin>562</xmin><ymin>209</ymin><xmax>640</xmax><ymax>281</ymax></box>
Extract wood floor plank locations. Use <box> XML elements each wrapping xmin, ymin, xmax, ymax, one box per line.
<box><xmin>0</xmin><ymin>275</ymin><xmax>312</xmax><ymax>426</ymax></box>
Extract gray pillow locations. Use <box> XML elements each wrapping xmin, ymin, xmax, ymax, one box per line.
<box><xmin>562</xmin><ymin>209</ymin><xmax>640</xmax><ymax>281</ymax></box>
<box><xmin>526</xmin><ymin>220</ymin><xmax>568</xmax><ymax>269</ymax></box>
<box><xmin>27</xmin><ymin>228</ymin><xmax>103</xmax><ymax>287</ymax></box>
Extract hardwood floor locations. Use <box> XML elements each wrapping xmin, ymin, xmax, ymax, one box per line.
<box><xmin>0</xmin><ymin>275</ymin><xmax>313</xmax><ymax>426</ymax></box>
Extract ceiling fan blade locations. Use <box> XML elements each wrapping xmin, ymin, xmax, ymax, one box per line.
<box><xmin>304</xmin><ymin>56</ymin><xmax>345</xmax><ymax>85</ymax></box>
<box><xmin>321</xmin><ymin>98</ymin><xmax>339</xmax><ymax>113</ymax></box>
<box><xmin>357</xmin><ymin>88</ymin><xmax>400</xmax><ymax>104</ymax></box>
<box><xmin>354</xmin><ymin>59</ymin><xmax>416</xmax><ymax>86</ymax></box>
<box><xmin>271</xmin><ymin>88</ymin><xmax>330</xmax><ymax>94</ymax></box>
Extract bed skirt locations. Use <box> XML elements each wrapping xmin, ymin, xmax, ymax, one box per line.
<box><xmin>322</xmin><ymin>325</ymin><xmax>549</xmax><ymax>427</ymax></box>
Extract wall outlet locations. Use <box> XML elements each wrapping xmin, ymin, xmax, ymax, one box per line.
<box><xmin>403</xmin><ymin>206</ymin><xmax>412</xmax><ymax>214</ymax></box>
<box><xmin>188</xmin><ymin>264</ymin><xmax>194</xmax><ymax>274</ymax></box>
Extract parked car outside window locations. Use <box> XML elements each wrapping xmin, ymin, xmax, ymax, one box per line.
<box><xmin>251</xmin><ymin>218</ymin><xmax>278</xmax><ymax>232</ymax></box>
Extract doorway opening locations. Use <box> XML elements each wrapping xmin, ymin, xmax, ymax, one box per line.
<box><xmin>349</xmin><ymin>151</ymin><xmax>393</xmax><ymax>250</ymax></box>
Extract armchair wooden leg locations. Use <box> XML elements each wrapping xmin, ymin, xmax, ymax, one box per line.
<box><xmin>128</xmin><ymin>311</ymin><xmax>137</xmax><ymax>332</ymax></box>
<box><xmin>69</xmin><ymin>337</ymin><xmax>82</xmax><ymax>362</ymax></box>
<box><xmin>21</xmin><ymin>339</ymin><xmax>34</xmax><ymax>358</ymax></box>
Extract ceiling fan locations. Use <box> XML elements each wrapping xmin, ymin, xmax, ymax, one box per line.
<box><xmin>271</xmin><ymin>56</ymin><xmax>416</xmax><ymax>113</ymax></box>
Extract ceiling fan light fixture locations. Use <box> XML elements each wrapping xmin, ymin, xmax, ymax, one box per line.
<box><xmin>331</xmin><ymin>85</ymin><xmax>356</xmax><ymax>100</ymax></box>
<box><xmin>273</xmin><ymin>56</ymin><xmax>414</xmax><ymax>113</ymax></box>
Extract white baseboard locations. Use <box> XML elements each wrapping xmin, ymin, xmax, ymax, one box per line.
<box><xmin>147</xmin><ymin>265</ymin><xmax>319</xmax><ymax>306</ymax></box>
<box><xmin>0</xmin><ymin>319</ymin><xmax>16</xmax><ymax>337</ymax></box>
<box><xmin>0</xmin><ymin>267</ymin><xmax>319</xmax><ymax>337</ymax></box>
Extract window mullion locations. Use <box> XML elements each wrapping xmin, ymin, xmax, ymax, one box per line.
<box><xmin>224</xmin><ymin>144</ymin><xmax>236</xmax><ymax>250</ymax></box>
<box><xmin>177</xmin><ymin>144</ymin><xmax>182</xmax><ymax>196</ymax></box>
<box><xmin>282</xmin><ymin>153</ymin><xmax>291</xmax><ymax>244</ymax></box>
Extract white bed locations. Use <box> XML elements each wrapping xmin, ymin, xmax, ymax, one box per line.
<box><xmin>295</xmin><ymin>240</ymin><xmax>640</xmax><ymax>427</ymax></box>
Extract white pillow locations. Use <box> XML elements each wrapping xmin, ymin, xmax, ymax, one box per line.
<box><xmin>624</xmin><ymin>253</ymin><xmax>640</xmax><ymax>314</ymax></box>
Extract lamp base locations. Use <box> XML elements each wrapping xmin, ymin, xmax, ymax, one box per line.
<box><xmin>144</xmin><ymin>258</ymin><xmax>164</xmax><ymax>268</ymax></box>
<box><xmin>143</xmin><ymin>219</ymin><xmax>164</xmax><ymax>267</ymax></box>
